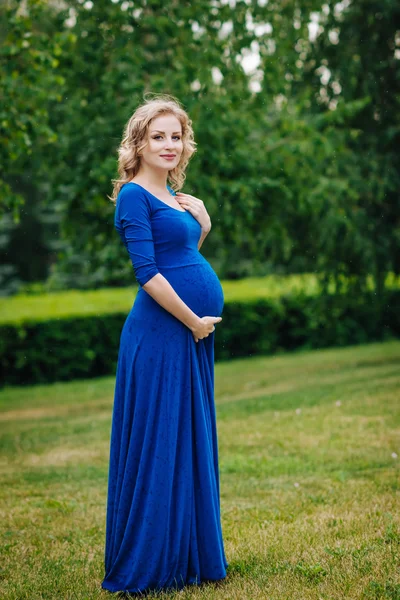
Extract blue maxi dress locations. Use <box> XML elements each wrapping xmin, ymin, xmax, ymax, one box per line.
<box><xmin>101</xmin><ymin>182</ymin><xmax>228</xmax><ymax>594</ymax></box>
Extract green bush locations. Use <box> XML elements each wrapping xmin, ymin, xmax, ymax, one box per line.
<box><xmin>1</xmin><ymin>288</ymin><xmax>399</xmax><ymax>386</ymax></box>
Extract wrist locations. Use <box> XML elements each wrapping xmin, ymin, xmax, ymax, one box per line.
<box><xmin>186</xmin><ymin>314</ymin><xmax>202</xmax><ymax>331</ymax></box>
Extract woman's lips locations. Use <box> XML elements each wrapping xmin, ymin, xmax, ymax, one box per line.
<box><xmin>160</xmin><ymin>155</ymin><xmax>176</xmax><ymax>160</ymax></box>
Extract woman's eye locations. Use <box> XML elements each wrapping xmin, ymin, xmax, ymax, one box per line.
<box><xmin>153</xmin><ymin>135</ymin><xmax>181</xmax><ymax>140</ymax></box>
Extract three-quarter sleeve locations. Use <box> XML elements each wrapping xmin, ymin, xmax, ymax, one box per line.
<box><xmin>116</xmin><ymin>186</ymin><xmax>159</xmax><ymax>287</ymax></box>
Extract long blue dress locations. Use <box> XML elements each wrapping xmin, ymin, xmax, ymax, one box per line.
<box><xmin>101</xmin><ymin>182</ymin><xmax>228</xmax><ymax>594</ymax></box>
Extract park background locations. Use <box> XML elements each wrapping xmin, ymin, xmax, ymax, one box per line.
<box><xmin>0</xmin><ymin>0</ymin><xmax>399</xmax><ymax>598</ymax></box>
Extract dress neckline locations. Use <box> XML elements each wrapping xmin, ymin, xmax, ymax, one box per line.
<box><xmin>125</xmin><ymin>182</ymin><xmax>187</xmax><ymax>213</ymax></box>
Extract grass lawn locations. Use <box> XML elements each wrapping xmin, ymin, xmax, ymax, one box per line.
<box><xmin>0</xmin><ymin>340</ymin><xmax>399</xmax><ymax>599</ymax></box>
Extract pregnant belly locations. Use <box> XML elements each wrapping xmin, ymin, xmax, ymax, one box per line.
<box><xmin>158</xmin><ymin>262</ymin><xmax>225</xmax><ymax>318</ymax></box>
<box><xmin>132</xmin><ymin>261</ymin><xmax>224</xmax><ymax>324</ymax></box>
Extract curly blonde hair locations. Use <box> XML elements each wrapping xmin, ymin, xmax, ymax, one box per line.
<box><xmin>109</xmin><ymin>93</ymin><xmax>198</xmax><ymax>205</ymax></box>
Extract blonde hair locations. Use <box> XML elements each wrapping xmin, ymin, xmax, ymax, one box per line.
<box><xmin>109</xmin><ymin>93</ymin><xmax>197</xmax><ymax>205</ymax></box>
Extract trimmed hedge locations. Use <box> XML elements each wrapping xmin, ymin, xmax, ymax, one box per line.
<box><xmin>1</xmin><ymin>289</ymin><xmax>399</xmax><ymax>386</ymax></box>
<box><xmin>3</xmin><ymin>272</ymin><xmax>399</xmax><ymax>325</ymax></box>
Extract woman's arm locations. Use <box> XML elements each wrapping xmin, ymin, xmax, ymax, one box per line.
<box><xmin>118</xmin><ymin>186</ymin><xmax>202</xmax><ymax>332</ymax></box>
<box><xmin>142</xmin><ymin>274</ymin><xmax>201</xmax><ymax>331</ymax></box>
<box><xmin>197</xmin><ymin>226</ymin><xmax>211</xmax><ymax>251</ymax></box>
<box><xmin>145</xmin><ymin>222</ymin><xmax>211</xmax><ymax>325</ymax></box>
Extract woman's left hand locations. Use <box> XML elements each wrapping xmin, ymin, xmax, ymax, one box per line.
<box><xmin>175</xmin><ymin>192</ymin><xmax>211</xmax><ymax>232</ymax></box>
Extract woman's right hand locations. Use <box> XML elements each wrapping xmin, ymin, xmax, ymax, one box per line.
<box><xmin>191</xmin><ymin>316</ymin><xmax>222</xmax><ymax>343</ymax></box>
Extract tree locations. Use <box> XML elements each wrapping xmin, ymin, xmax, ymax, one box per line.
<box><xmin>2</xmin><ymin>0</ymin><xmax>398</xmax><ymax>296</ymax></box>
<box><xmin>302</xmin><ymin>0</ymin><xmax>400</xmax><ymax>294</ymax></box>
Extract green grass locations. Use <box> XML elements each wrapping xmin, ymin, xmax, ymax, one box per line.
<box><xmin>0</xmin><ymin>340</ymin><xmax>399</xmax><ymax>599</ymax></box>
<box><xmin>2</xmin><ymin>272</ymin><xmax>399</xmax><ymax>325</ymax></box>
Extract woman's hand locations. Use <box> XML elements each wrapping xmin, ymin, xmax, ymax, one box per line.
<box><xmin>175</xmin><ymin>192</ymin><xmax>211</xmax><ymax>232</ymax></box>
<box><xmin>190</xmin><ymin>316</ymin><xmax>222</xmax><ymax>343</ymax></box>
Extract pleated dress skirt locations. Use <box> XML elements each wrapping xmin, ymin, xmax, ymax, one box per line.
<box><xmin>101</xmin><ymin>260</ymin><xmax>228</xmax><ymax>594</ymax></box>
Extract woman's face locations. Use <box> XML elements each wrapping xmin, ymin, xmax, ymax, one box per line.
<box><xmin>140</xmin><ymin>113</ymin><xmax>183</xmax><ymax>171</ymax></box>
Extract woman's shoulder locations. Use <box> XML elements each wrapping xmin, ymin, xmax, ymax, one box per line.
<box><xmin>120</xmin><ymin>181</ymin><xmax>175</xmax><ymax>197</ymax></box>
<box><xmin>118</xmin><ymin>181</ymin><xmax>147</xmax><ymax>200</ymax></box>
<box><xmin>116</xmin><ymin>183</ymin><xmax>153</xmax><ymax>223</ymax></box>
<box><xmin>117</xmin><ymin>182</ymin><xmax>151</xmax><ymax>208</ymax></box>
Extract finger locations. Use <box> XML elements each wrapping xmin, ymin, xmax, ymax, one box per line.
<box><xmin>176</xmin><ymin>193</ymin><xmax>199</xmax><ymax>203</ymax></box>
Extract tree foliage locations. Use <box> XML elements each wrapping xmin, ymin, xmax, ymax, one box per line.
<box><xmin>1</xmin><ymin>0</ymin><xmax>398</xmax><ymax>297</ymax></box>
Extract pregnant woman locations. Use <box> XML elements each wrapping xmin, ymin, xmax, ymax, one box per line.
<box><xmin>101</xmin><ymin>95</ymin><xmax>229</xmax><ymax>594</ymax></box>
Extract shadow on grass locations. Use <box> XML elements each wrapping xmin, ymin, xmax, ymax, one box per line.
<box><xmin>107</xmin><ymin>572</ymin><xmax>230</xmax><ymax>598</ymax></box>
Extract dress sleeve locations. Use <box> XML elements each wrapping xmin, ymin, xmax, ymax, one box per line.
<box><xmin>117</xmin><ymin>186</ymin><xmax>160</xmax><ymax>287</ymax></box>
